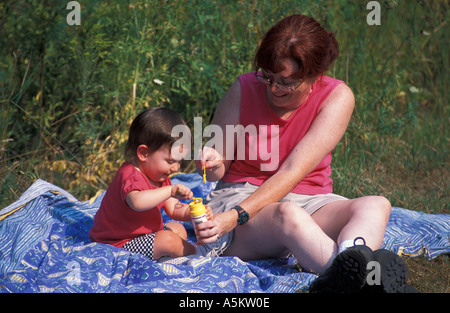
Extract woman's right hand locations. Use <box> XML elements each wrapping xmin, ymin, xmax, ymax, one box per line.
<box><xmin>196</xmin><ymin>146</ymin><xmax>223</xmax><ymax>171</ymax></box>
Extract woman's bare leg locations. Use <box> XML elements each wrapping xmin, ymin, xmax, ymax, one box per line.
<box><xmin>311</xmin><ymin>196</ymin><xmax>391</xmax><ymax>251</ymax></box>
<box><xmin>223</xmin><ymin>202</ymin><xmax>338</xmax><ymax>274</ymax></box>
<box><xmin>222</xmin><ymin>196</ymin><xmax>390</xmax><ymax>274</ymax></box>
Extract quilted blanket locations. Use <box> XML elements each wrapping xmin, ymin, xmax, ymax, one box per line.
<box><xmin>0</xmin><ymin>174</ymin><xmax>449</xmax><ymax>293</ymax></box>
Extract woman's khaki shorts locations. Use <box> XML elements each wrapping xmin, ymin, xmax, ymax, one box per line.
<box><xmin>196</xmin><ymin>181</ymin><xmax>347</xmax><ymax>257</ymax></box>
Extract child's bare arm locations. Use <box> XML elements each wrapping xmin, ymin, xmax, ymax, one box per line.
<box><xmin>126</xmin><ymin>184</ymin><xmax>192</xmax><ymax>212</ymax></box>
<box><xmin>164</xmin><ymin>201</ymin><xmax>214</xmax><ymax>224</ymax></box>
<box><xmin>126</xmin><ymin>186</ymin><xmax>172</xmax><ymax>212</ymax></box>
<box><xmin>163</xmin><ymin>184</ymin><xmax>193</xmax><ymax>221</ymax></box>
<box><xmin>164</xmin><ymin>198</ymin><xmax>191</xmax><ymax>222</ymax></box>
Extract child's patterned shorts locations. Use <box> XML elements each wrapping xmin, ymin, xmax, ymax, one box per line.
<box><xmin>123</xmin><ymin>224</ymin><xmax>167</xmax><ymax>260</ymax></box>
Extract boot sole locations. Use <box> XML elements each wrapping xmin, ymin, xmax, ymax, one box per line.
<box><xmin>310</xmin><ymin>245</ymin><xmax>374</xmax><ymax>293</ymax></box>
<box><xmin>374</xmin><ymin>249</ymin><xmax>409</xmax><ymax>293</ymax></box>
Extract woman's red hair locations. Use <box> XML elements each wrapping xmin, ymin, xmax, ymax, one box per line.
<box><xmin>254</xmin><ymin>15</ymin><xmax>339</xmax><ymax>80</ymax></box>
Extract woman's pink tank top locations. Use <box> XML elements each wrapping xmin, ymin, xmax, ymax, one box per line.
<box><xmin>222</xmin><ymin>72</ymin><xmax>344</xmax><ymax>195</ymax></box>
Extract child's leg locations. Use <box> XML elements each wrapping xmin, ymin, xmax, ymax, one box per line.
<box><xmin>165</xmin><ymin>222</ymin><xmax>188</xmax><ymax>240</ymax></box>
<box><xmin>153</xmin><ymin>229</ymin><xmax>196</xmax><ymax>259</ymax></box>
<box><xmin>123</xmin><ymin>224</ymin><xmax>195</xmax><ymax>260</ymax></box>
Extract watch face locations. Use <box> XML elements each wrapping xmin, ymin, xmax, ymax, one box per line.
<box><xmin>234</xmin><ymin>206</ymin><xmax>249</xmax><ymax>225</ymax></box>
<box><xmin>238</xmin><ymin>211</ymin><xmax>249</xmax><ymax>225</ymax></box>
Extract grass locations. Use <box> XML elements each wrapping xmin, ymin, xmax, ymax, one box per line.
<box><xmin>0</xmin><ymin>0</ymin><xmax>448</xmax><ymax>292</ymax></box>
<box><xmin>406</xmin><ymin>256</ymin><xmax>449</xmax><ymax>293</ymax></box>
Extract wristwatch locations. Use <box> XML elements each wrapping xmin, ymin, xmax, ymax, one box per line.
<box><xmin>232</xmin><ymin>205</ymin><xmax>250</xmax><ymax>225</ymax></box>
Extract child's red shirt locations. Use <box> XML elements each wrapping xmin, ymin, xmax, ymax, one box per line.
<box><xmin>89</xmin><ymin>162</ymin><xmax>171</xmax><ymax>248</ymax></box>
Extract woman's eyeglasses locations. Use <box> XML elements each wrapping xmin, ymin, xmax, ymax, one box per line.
<box><xmin>255</xmin><ymin>69</ymin><xmax>303</xmax><ymax>92</ymax></box>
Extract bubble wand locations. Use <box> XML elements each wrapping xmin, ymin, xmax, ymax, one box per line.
<box><xmin>203</xmin><ymin>164</ymin><xmax>207</xmax><ymax>184</ymax></box>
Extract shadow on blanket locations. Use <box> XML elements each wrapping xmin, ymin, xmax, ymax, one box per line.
<box><xmin>0</xmin><ymin>174</ymin><xmax>449</xmax><ymax>293</ymax></box>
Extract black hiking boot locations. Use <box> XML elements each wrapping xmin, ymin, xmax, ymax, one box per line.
<box><xmin>309</xmin><ymin>237</ymin><xmax>374</xmax><ymax>293</ymax></box>
<box><xmin>365</xmin><ymin>248</ymin><xmax>418</xmax><ymax>293</ymax></box>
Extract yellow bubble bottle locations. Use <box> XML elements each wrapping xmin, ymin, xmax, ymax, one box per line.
<box><xmin>189</xmin><ymin>198</ymin><xmax>208</xmax><ymax>226</ymax></box>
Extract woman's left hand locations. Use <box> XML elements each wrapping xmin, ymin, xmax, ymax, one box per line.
<box><xmin>194</xmin><ymin>219</ymin><xmax>219</xmax><ymax>245</ymax></box>
<box><xmin>194</xmin><ymin>210</ymin><xmax>237</xmax><ymax>245</ymax></box>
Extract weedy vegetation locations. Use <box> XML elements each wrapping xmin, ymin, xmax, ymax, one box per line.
<box><xmin>0</xmin><ymin>0</ymin><xmax>448</xmax><ymax>292</ymax></box>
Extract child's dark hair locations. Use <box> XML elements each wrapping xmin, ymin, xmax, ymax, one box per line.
<box><xmin>124</xmin><ymin>107</ymin><xmax>186</xmax><ymax>163</ymax></box>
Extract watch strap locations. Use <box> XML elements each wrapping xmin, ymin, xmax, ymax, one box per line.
<box><xmin>232</xmin><ymin>205</ymin><xmax>249</xmax><ymax>225</ymax></box>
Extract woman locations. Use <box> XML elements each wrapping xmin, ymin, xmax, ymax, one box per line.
<box><xmin>194</xmin><ymin>15</ymin><xmax>410</xmax><ymax>293</ymax></box>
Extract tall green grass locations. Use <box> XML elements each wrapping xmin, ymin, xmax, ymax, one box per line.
<box><xmin>0</xmin><ymin>0</ymin><xmax>448</xmax><ymax>214</ymax></box>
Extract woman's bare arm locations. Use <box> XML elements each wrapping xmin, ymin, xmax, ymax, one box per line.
<box><xmin>210</xmin><ymin>83</ymin><xmax>355</xmax><ymax>237</ymax></box>
<box><xmin>239</xmin><ymin>83</ymin><xmax>355</xmax><ymax>217</ymax></box>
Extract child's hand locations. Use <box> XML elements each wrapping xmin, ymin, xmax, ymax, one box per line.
<box><xmin>205</xmin><ymin>205</ymin><xmax>214</xmax><ymax>221</ymax></box>
<box><xmin>171</xmin><ymin>184</ymin><xmax>193</xmax><ymax>200</ymax></box>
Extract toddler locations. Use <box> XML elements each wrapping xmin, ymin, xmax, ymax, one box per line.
<box><xmin>89</xmin><ymin>107</ymin><xmax>212</xmax><ymax>260</ymax></box>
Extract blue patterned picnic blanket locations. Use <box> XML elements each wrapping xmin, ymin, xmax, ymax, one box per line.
<box><xmin>0</xmin><ymin>174</ymin><xmax>449</xmax><ymax>293</ymax></box>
